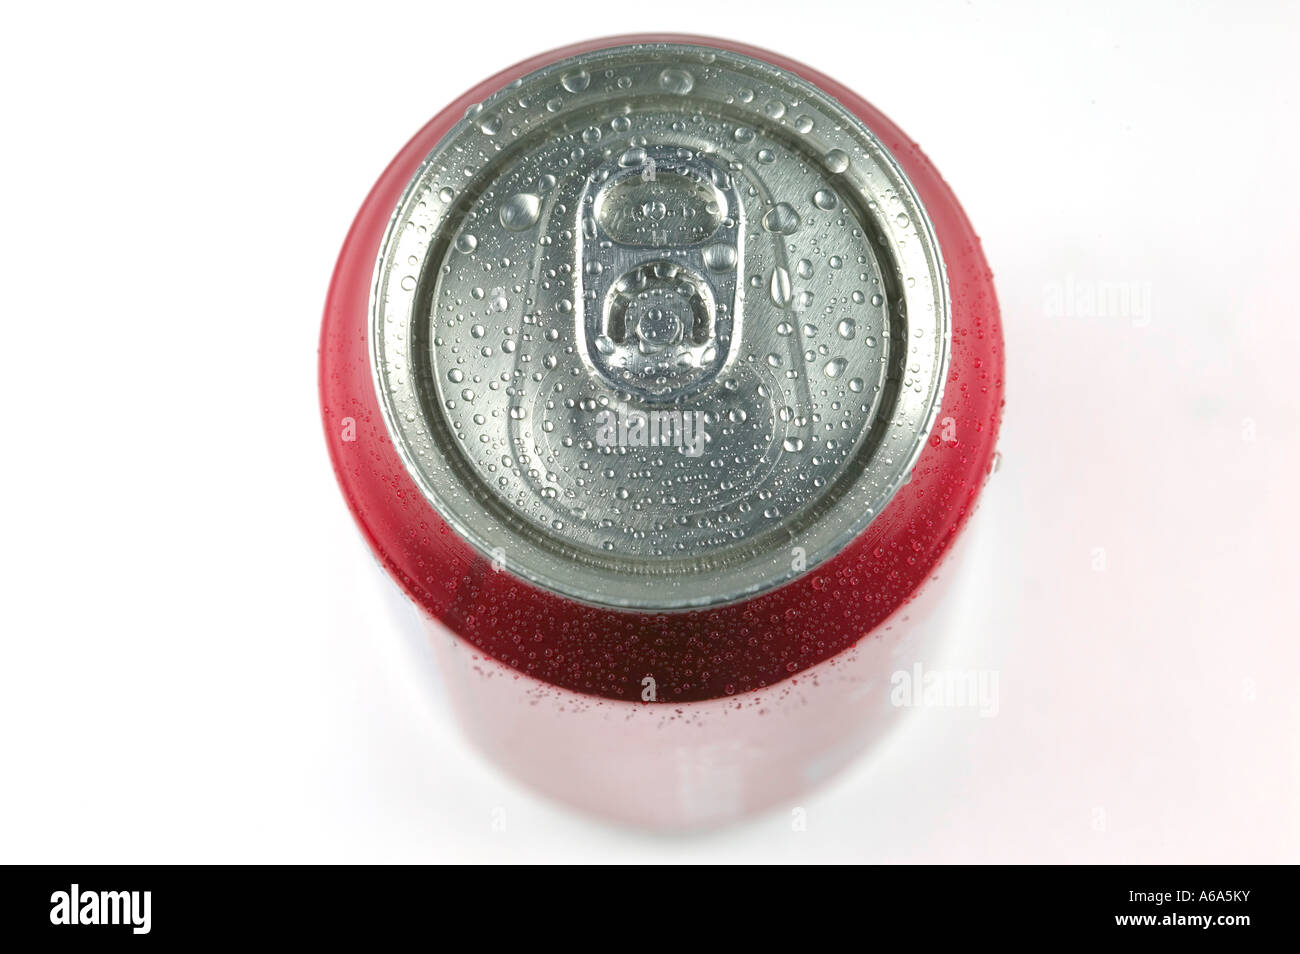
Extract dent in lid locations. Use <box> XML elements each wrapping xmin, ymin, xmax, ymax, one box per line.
<box><xmin>371</xmin><ymin>43</ymin><xmax>949</xmax><ymax>610</ymax></box>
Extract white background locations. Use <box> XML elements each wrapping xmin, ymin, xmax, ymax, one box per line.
<box><xmin>1</xmin><ymin>1</ymin><xmax>1296</xmax><ymax>862</ymax></box>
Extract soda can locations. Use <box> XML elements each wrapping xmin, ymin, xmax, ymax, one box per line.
<box><xmin>320</xmin><ymin>34</ymin><xmax>1004</xmax><ymax>827</ymax></box>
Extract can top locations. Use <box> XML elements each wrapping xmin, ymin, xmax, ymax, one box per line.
<box><xmin>371</xmin><ymin>42</ymin><xmax>949</xmax><ymax>610</ymax></box>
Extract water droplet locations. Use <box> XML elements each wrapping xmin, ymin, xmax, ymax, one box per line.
<box><xmin>837</xmin><ymin>318</ymin><xmax>856</xmax><ymax>340</ymax></box>
<box><xmin>659</xmin><ymin>68</ymin><xmax>694</xmax><ymax>94</ymax></box>
<box><xmin>783</xmin><ymin>437</ymin><xmax>805</xmax><ymax>452</ymax></box>
<box><xmin>438</xmin><ymin>186</ymin><xmax>455</xmax><ymax>203</ymax></box>
<box><xmin>770</xmin><ymin>266</ymin><xmax>792</xmax><ymax>306</ymax></box>
<box><xmin>762</xmin><ymin>203</ymin><xmax>801</xmax><ymax>235</ymax></box>
<box><xmin>500</xmin><ymin>193</ymin><xmax>541</xmax><ymax>232</ymax></box>
<box><xmin>824</xmin><ymin>149</ymin><xmax>850</xmax><ymax>174</ymax></box>
<box><xmin>703</xmin><ymin>243</ymin><xmax>737</xmax><ymax>271</ymax></box>
<box><xmin>824</xmin><ymin>357</ymin><xmax>847</xmax><ymax>378</ymax></box>
<box><xmin>478</xmin><ymin>114</ymin><xmax>501</xmax><ymax>136</ymax></box>
<box><xmin>455</xmin><ymin>233</ymin><xmax>478</xmax><ymax>254</ymax></box>
<box><xmin>618</xmin><ymin>147</ymin><xmax>648</xmax><ymax>168</ymax></box>
<box><xmin>813</xmin><ymin>188</ymin><xmax>837</xmax><ymax>210</ymax></box>
<box><xmin>561</xmin><ymin>69</ymin><xmax>591</xmax><ymax>93</ymax></box>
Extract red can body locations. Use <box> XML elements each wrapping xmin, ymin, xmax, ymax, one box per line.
<box><xmin>321</xmin><ymin>34</ymin><xmax>1003</xmax><ymax>826</ymax></box>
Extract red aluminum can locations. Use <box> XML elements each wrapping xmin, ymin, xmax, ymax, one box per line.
<box><xmin>320</xmin><ymin>34</ymin><xmax>1004</xmax><ymax>827</ymax></box>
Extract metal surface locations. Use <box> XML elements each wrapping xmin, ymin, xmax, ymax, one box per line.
<box><xmin>371</xmin><ymin>42</ymin><xmax>949</xmax><ymax>610</ymax></box>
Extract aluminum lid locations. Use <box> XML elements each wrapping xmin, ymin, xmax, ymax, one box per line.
<box><xmin>371</xmin><ymin>42</ymin><xmax>949</xmax><ymax>611</ymax></box>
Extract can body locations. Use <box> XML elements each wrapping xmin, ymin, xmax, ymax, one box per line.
<box><xmin>320</xmin><ymin>35</ymin><xmax>1003</xmax><ymax>827</ymax></box>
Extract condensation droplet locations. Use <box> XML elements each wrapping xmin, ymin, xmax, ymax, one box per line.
<box><xmin>658</xmin><ymin>68</ymin><xmax>694</xmax><ymax>94</ymax></box>
<box><xmin>762</xmin><ymin>203</ymin><xmax>801</xmax><ymax>235</ymax></box>
<box><xmin>703</xmin><ymin>244</ymin><xmax>737</xmax><ymax>271</ymax></box>
<box><xmin>618</xmin><ymin>147</ymin><xmax>648</xmax><ymax>168</ymax></box>
<box><xmin>561</xmin><ymin>69</ymin><xmax>591</xmax><ymax>93</ymax></box>
<box><xmin>500</xmin><ymin>193</ymin><xmax>541</xmax><ymax>232</ymax></box>
<box><xmin>769</xmin><ymin>266</ymin><xmax>792</xmax><ymax>307</ymax></box>
<box><xmin>824</xmin><ymin>149</ymin><xmax>850</xmax><ymax>174</ymax></box>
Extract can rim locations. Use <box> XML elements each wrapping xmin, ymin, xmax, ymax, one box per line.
<box><xmin>369</xmin><ymin>40</ymin><xmax>951</xmax><ymax>611</ymax></box>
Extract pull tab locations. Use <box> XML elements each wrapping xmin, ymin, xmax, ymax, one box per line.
<box><xmin>576</xmin><ymin>146</ymin><xmax>743</xmax><ymax>402</ymax></box>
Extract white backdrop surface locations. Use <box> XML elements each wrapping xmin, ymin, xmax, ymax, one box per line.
<box><xmin>0</xmin><ymin>0</ymin><xmax>1295</xmax><ymax>862</ymax></box>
